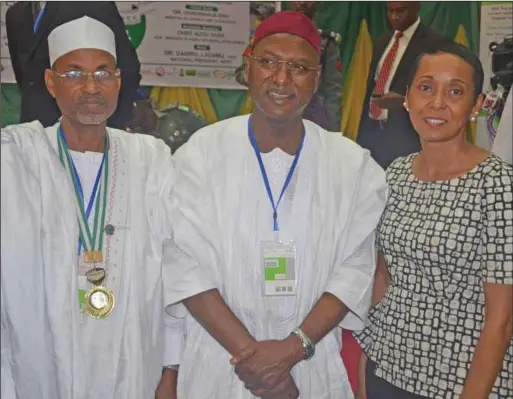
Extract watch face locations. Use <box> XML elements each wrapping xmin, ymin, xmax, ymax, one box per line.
<box><xmin>291</xmin><ymin>328</ymin><xmax>315</xmax><ymax>360</ymax></box>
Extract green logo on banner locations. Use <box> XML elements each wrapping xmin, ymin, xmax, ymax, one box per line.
<box><xmin>125</xmin><ymin>15</ymin><xmax>147</xmax><ymax>49</ymax></box>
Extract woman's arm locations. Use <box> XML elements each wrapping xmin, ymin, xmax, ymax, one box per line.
<box><xmin>460</xmin><ymin>282</ymin><xmax>513</xmax><ymax>398</ymax></box>
<box><xmin>461</xmin><ymin>168</ymin><xmax>513</xmax><ymax>398</ymax></box>
<box><xmin>356</xmin><ymin>352</ymin><xmax>368</xmax><ymax>399</ymax></box>
<box><xmin>356</xmin><ymin>252</ymin><xmax>390</xmax><ymax>399</ymax></box>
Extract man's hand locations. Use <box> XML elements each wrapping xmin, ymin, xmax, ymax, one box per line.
<box><xmin>371</xmin><ymin>91</ymin><xmax>405</xmax><ymax>110</ymax></box>
<box><xmin>155</xmin><ymin>368</ymin><xmax>177</xmax><ymax>399</ymax></box>
<box><xmin>231</xmin><ymin>336</ymin><xmax>303</xmax><ymax>391</ymax></box>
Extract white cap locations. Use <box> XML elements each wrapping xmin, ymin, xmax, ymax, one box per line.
<box><xmin>48</xmin><ymin>16</ymin><xmax>116</xmax><ymax>65</ymax></box>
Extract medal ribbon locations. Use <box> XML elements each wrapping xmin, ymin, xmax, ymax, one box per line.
<box><xmin>57</xmin><ymin>126</ymin><xmax>109</xmax><ymax>258</ymax></box>
<box><xmin>248</xmin><ymin>117</ymin><xmax>304</xmax><ymax>232</ymax></box>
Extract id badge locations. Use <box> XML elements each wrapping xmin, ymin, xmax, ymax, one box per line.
<box><xmin>261</xmin><ymin>241</ymin><xmax>297</xmax><ymax>296</ymax></box>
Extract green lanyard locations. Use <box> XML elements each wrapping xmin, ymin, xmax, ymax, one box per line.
<box><xmin>57</xmin><ymin>127</ymin><xmax>109</xmax><ymax>263</ymax></box>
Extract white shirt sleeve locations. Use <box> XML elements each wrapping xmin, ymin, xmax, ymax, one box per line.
<box><xmin>162</xmin><ymin>133</ymin><xmax>219</xmax><ymax>309</ymax></box>
<box><xmin>144</xmin><ymin>138</ymin><xmax>188</xmax><ymax>367</ymax></box>
<box><xmin>163</xmin><ymin>311</ymin><xmax>185</xmax><ymax>366</ymax></box>
<box><xmin>325</xmin><ymin>150</ymin><xmax>388</xmax><ymax>330</ymax></box>
<box><xmin>160</xmin><ymin>134</ymin><xmax>221</xmax><ymax>366</ymax></box>
<box><xmin>1</xmin><ymin>131</ymin><xmax>39</xmax><ymax>398</ymax></box>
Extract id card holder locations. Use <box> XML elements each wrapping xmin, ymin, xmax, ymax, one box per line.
<box><xmin>261</xmin><ymin>240</ymin><xmax>297</xmax><ymax>296</ymax></box>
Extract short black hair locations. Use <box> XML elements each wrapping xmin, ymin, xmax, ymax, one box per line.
<box><xmin>408</xmin><ymin>42</ymin><xmax>484</xmax><ymax>102</ymax></box>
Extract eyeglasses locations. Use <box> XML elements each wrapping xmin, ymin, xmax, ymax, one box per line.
<box><xmin>250</xmin><ymin>55</ymin><xmax>321</xmax><ymax>76</ymax></box>
<box><xmin>52</xmin><ymin>69</ymin><xmax>121</xmax><ymax>84</ymax></box>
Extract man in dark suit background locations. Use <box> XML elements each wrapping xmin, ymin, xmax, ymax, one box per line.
<box><xmin>5</xmin><ymin>1</ymin><xmax>141</xmax><ymax>129</ymax></box>
<box><xmin>5</xmin><ymin>2</ymin><xmax>41</xmax><ymax>91</ymax></box>
<box><xmin>356</xmin><ymin>2</ymin><xmax>453</xmax><ymax>169</ymax></box>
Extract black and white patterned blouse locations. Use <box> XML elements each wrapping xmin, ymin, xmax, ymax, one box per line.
<box><xmin>356</xmin><ymin>154</ymin><xmax>513</xmax><ymax>398</ymax></box>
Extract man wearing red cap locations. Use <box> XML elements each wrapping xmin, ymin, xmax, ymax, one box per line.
<box><xmin>160</xmin><ymin>10</ymin><xmax>387</xmax><ymax>399</ymax></box>
<box><xmin>235</xmin><ymin>2</ymin><xmax>343</xmax><ymax>132</ymax></box>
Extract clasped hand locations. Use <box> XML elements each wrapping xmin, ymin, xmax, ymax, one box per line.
<box><xmin>230</xmin><ymin>336</ymin><xmax>303</xmax><ymax>398</ymax></box>
<box><xmin>371</xmin><ymin>91</ymin><xmax>405</xmax><ymax>110</ymax></box>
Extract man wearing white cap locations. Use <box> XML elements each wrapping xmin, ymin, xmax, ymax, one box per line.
<box><xmin>1</xmin><ymin>16</ymin><xmax>180</xmax><ymax>399</ymax></box>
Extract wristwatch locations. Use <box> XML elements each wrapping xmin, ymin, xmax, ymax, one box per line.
<box><xmin>290</xmin><ymin>328</ymin><xmax>315</xmax><ymax>360</ymax></box>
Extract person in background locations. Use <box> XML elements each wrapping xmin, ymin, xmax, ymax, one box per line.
<box><xmin>357</xmin><ymin>1</ymin><xmax>453</xmax><ymax>169</ymax></box>
<box><xmin>5</xmin><ymin>1</ymin><xmax>141</xmax><ymax>130</ymax></box>
<box><xmin>1</xmin><ymin>16</ymin><xmax>181</xmax><ymax>399</ymax></box>
<box><xmin>235</xmin><ymin>1</ymin><xmax>343</xmax><ymax>132</ymax></box>
<box><xmin>162</xmin><ymin>10</ymin><xmax>387</xmax><ymax>399</ymax></box>
<box><xmin>492</xmin><ymin>89</ymin><xmax>512</xmax><ymax>165</ymax></box>
<box><xmin>5</xmin><ymin>2</ymin><xmax>42</xmax><ymax>91</ymax></box>
<box><xmin>356</xmin><ymin>43</ymin><xmax>512</xmax><ymax>399</ymax></box>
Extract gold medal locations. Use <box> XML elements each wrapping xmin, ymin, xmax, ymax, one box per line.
<box><xmin>83</xmin><ymin>267</ymin><xmax>114</xmax><ymax>319</ymax></box>
<box><xmin>83</xmin><ymin>285</ymin><xmax>115</xmax><ymax>319</ymax></box>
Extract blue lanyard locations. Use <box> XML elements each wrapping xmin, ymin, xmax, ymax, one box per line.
<box><xmin>59</xmin><ymin>127</ymin><xmax>105</xmax><ymax>254</ymax></box>
<box><xmin>248</xmin><ymin>117</ymin><xmax>304</xmax><ymax>232</ymax></box>
<box><xmin>33</xmin><ymin>6</ymin><xmax>45</xmax><ymax>33</ymax></box>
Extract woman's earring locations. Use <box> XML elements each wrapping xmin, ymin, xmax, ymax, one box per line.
<box><xmin>403</xmin><ymin>102</ymin><xmax>409</xmax><ymax>112</ymax></box>
<box><xmin>470</xmin><ymin>114</ymin><xmax>477</xmax><ymax>123</ymax></box>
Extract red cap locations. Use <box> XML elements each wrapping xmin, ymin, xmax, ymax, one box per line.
<box><xmin>251</xmin><ymin>11</ymin><xmax>321</xmax><ymax>58</ymax></box>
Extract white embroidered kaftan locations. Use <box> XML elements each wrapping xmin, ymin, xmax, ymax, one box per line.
<box><xmin>1</xmin><ymin>121</ymin><xmax>182</xmax><ymax>399</ymax></box>
<box><xmin>162</xmin><ymin>115</ymin><xmax>388</xmax><ymax>399</ymax></box>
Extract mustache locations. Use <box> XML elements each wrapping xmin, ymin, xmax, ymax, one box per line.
<box><xmin>77</xmin><ymin>95</ymin><xmax>108</xmax><ymax>105</ymax></box>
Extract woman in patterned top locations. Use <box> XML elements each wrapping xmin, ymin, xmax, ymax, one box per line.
<box><xmin>355</xmin><ymin>43</ymin><xmax>513</xmax><ymax>399</ymax></box>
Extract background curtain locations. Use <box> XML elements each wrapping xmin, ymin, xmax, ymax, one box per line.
<box><xmin>0</xmin><ymin>2</ymin><xmax>481</xmax><ymax>137</ymax></box>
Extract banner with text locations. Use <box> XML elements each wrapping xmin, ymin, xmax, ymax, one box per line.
<box><xmin>0</xmin><ymin>2</ymin><xmax>280</xmax><ymax>88</ymax></box>
<box><xmin>117</xmin><ymin>1</ymin><xmax>250</xmax><ymax>89</ymax></box>
<box><xmin>0</xmin><ymin>1</ymin><xmax>281</xmax><ymax>90</ymax></box>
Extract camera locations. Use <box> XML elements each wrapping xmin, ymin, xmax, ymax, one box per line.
<box><xmin>490</xmin><ymin>35</ymin><xmax>513</xmax><ymax>96</ymax></box>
